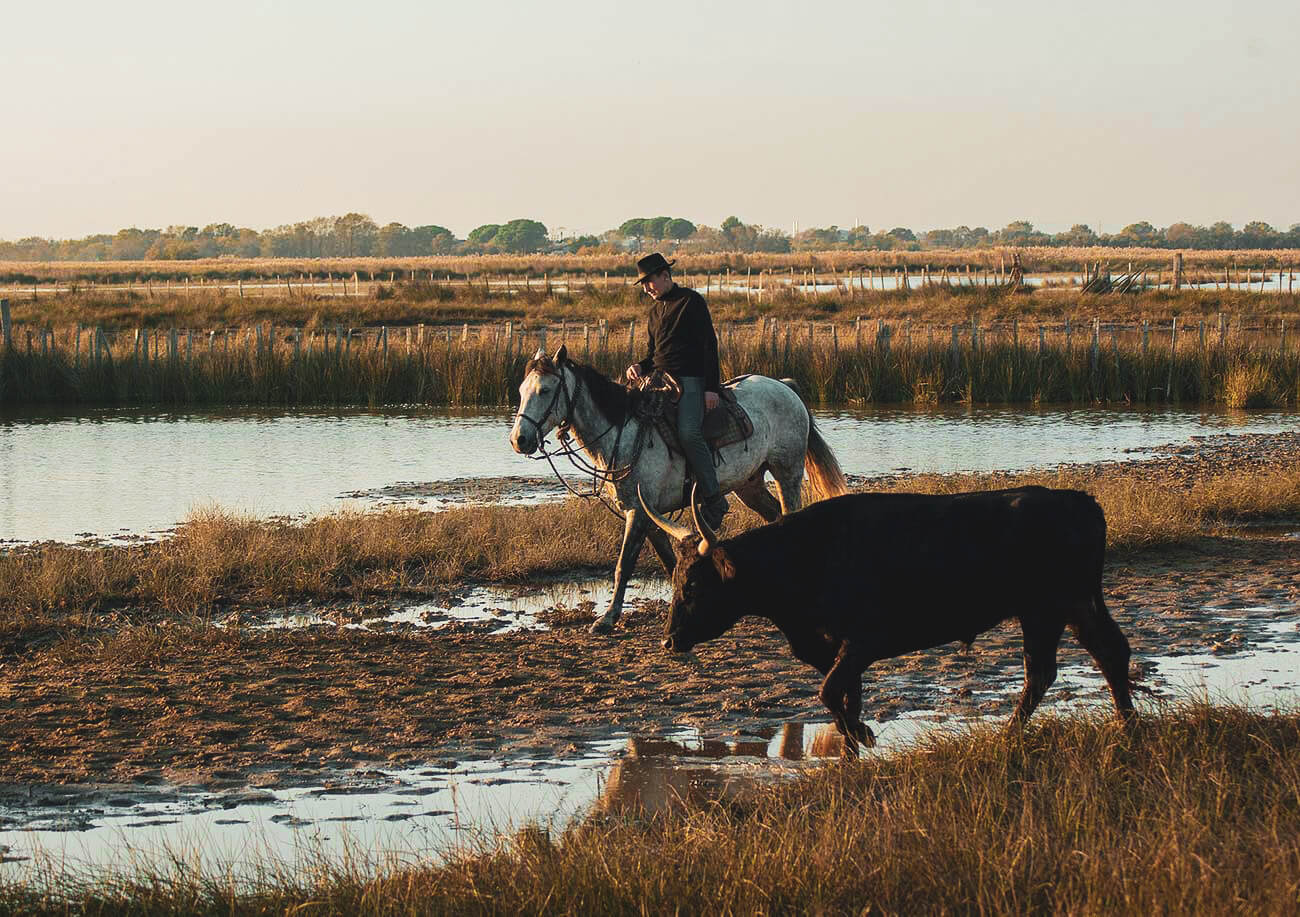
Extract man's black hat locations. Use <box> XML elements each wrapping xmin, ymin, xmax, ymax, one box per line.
<box><xmin>631</xmin><ymin>252</ymin><xmax>676</xmax><ymax>285</ymax></box>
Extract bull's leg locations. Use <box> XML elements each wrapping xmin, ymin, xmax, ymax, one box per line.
<box><xmin>841</xmin><ymin>679</ymin><xmax>876</xmax><ymax>750</ymax></box>
<box><xmin>819</xmin><ymin>643</ymin><xmax>872</xmax><ymax>757</ymax></box>
<box><xmin>1012</xmin><ymin>617</ymin><xmax>1066</xmax><ymax>724</ymax></box>
<box><xmin>1071</xmin><ymin>591</ymin><xmax>1135</xmax><ymax>721</ymax></box>
<box><xmin>734</xmin><ymin>471</ymin><xmax>783</xmax><ymax>523</ymax></box>
<box><xmin>591</xmin><ymin>509</ymin><xmax>650</xmax><ymax>635</ymax></box>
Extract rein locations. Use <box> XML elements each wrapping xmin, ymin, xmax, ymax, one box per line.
<box><xmin>515</xmin><ymin>364</ymin><xmax>649</xmax><ymax>509</ymax></box>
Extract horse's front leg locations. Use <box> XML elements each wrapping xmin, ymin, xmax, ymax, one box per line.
<box><xmin>590</xmin><ymin>508</ymin><xmax>650</xmax><ymax>635</ymax></box>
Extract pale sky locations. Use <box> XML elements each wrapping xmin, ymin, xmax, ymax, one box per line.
<box><xmin>4</xmin><ymin>0</ymin><xmax>1297</xmax><ymax>241</ymax></box>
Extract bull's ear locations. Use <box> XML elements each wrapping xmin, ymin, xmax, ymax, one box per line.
<box><xmin>552</xmin><ymin>343</ymin><xmax>568</xmax><ymax>364</ymax></box>
<box><xmin>711</xmin><ymin>547</ymin><xmax>736</xmax><ymax>581</ymax></box>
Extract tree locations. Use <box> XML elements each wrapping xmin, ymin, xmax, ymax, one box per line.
<box><xmin>411</xmin><ymin>224</ymin><xmax>456</xmax><ymax>254</ymax></box>
<box><xmin>376</xmin><ymin>222</ymin><xmax>414</xmax><ymax>257</ymax></box>
<box><xmin>995</xmin><ymin>221</ymin><xmax>1039</xmax><ymax>245</ymax></box>
<box><xmin>1055</xmin><ymin>224</ymin><xmax>1098</xmax><ymax>246</ymax></box>
<box><xmin>493</xmin><ymin>218</ymin><xmax>548</xmax><ymax>253</ymax></box>
<box><xmin>1207</xmin><ymin>221</ymin><xmax>1235</xmax><ymax>248</ymax></box>
<box><xmin>1163</xmin><ymin>222</ymin><xmax>1202</xmax><ymax>249</ymax></box>
<box><xmin>334</xmin><ymin>213</ymin><xmax>377</xmax><ymax>257</ymax></box>
<box><xmin>1116</xmin><ymin>222</ymin><xmax>1159</xmax><ymax>246</ymax></box>
<box><xmin>643</xmin><ymin>216</ymin><xmax>671</xmax><ymax>240</ymax></box>
<box><xmin>617</xmin><ymin>218</ymin><xmax>647</xmax><ymax>247</ymax></box>
<box><xmin>467</xmin><ymin>224</ymin><xmax>501</xmax><ymax>246</ymax></box>
<box><xmin>110</xmin><ymin>228</ymin><xmax>156</xmax><ymax>260</ymax></box>
<box><xmin>666</xmin><ymin>218</ymin><xmax>696</xmax><ymax>240</ymax></box>
<box><xmin>1241</xmin><ymin>221</ymin><xmax>1278</xmax><ymax>248</ymax></box>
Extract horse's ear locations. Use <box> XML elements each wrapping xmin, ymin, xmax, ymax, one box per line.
<box><xmin>552</xmin><ymin>343</ymin><xmax>568</xmax><ymax>364</ymax></box>
<box><xmin>532</xmin><ymin>347</ymin><xmax>547</xmax><ymax>360</ymax></box>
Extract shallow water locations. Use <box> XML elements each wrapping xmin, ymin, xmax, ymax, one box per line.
<box><xmin>2</xmin><ymin>609</ymin><xmax>1297</xmax><ymax>882</ymax></box>
<box><xmin>1</xmin><ymin>405</ymin><xmax>1295</xmax><ymax>543</ymax></box>
<box><xmin>254</xmin><ymin>578</ymin><xmax>671</xmax><ymax>634</ymax></box>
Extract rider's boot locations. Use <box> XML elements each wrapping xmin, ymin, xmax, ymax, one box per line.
<box><xmin>699</xmin><ymin>492</ymin><xmax>729</xmax><ymax>530</ymax></box>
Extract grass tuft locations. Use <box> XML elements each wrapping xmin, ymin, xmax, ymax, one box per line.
<box><xmin>5</xmin><ymin>706</ymin><xmax>1299</xmax><ymax>914</ymax></box>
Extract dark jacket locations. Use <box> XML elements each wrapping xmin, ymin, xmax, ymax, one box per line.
<box><xmin>635</xmin><ymin>285</ymin><xmax>721</xmax><ymax>392</ymax></box>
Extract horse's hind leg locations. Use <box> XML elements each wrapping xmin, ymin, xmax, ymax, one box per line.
<box><xmin>769</xmin><ymin>460</ymin><xmax>805</xmax><ymax>515</ymax></box>
<box><xmin>1070</xmin><ymin>591</ymin><xmax>1135</xmax><ymax>720</ymax></box>
<box><xmin>734</xmin><ymin>469</ymin><xmax>782</xmax><ymax>523</ymax></box>
<box><xmin>591</xmin><ymin>509</ymin><xmax>649</xmax><ymax>635</ymax></box>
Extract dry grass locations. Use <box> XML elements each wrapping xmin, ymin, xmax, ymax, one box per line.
<box><xmin>3</xmin><ymin>245</ymin><xmax>1299</xmax><ymax>283</ymax></box>
<box><xmin>4</xmin><ymin>289</ymin><xmax>1300</xmax><ymax>408</ymax></box>
<box><xmin>6</xmin><ymin>279</ymin><xmax>1300</xmax><ymax>334</ymax></box>
<box><xmin>2</xmin><ymin>460</ymin><xmax>1297</xmax><ymax>659</ymax></box>
<box><xmin>5</xmin><ymin>706</ymin><xmax>1299</xmax><ymax>914</ymax></box>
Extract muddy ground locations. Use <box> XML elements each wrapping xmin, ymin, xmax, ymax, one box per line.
<box><xmin>0</xmin><ymin>435</ymin><xmax>1297</xmax><ymax>792</ymax></box>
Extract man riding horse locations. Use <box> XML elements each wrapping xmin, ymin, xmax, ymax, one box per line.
<box><xmin>625</xmin><ymin>252</ymin><xmax>730</xmax><ymax>531</ymax></box>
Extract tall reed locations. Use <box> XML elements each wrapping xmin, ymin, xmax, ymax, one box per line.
<box><xmin>4</xmin><ymin>313</ymin><xmax>1298</xmax><ymax>408</ymax></box>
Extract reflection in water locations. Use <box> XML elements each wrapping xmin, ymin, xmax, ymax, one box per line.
<box><xmin>597</xmin><ymin>725</ymin><xmax>843</xmax><ymax>816</ymax></box>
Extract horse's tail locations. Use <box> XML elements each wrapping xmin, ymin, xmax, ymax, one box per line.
<box><xmin>779</xmin><ymin>378</ymin><xmax>848</xmax><ymax>502</ymax></box>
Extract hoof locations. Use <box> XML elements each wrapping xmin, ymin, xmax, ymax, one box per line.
<box><xmin>589</xmin><ymin>619</ymin><xmax>615</xmax><ymax>635</ymax></box>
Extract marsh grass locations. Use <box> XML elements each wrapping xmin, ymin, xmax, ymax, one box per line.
<box><xmin>8</xmin><ymin>280</ymin><xmax>1300</xmax><ymax>332</ymax></box>
<box><xmin>5</xmin><ymin>706</ymin><xmax>1299</xmax><ymax>914</ymax></box>
<box><xmin>4</xmin><ymin>290</ymin><xmax>1300</xmax><ymax>407</ymax></box>
<box><xmin>3</xmin><ymin>461</ymin><xmax>1298</xmax><ymax>657</ymax></box>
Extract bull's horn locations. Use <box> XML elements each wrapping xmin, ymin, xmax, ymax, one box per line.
<box><xmin>638</xmin><ymin>486</ymin><xmax>693</xmax><ymax>543</ymax></box>
<box><xmin>690</xmin><ymin>483</ymin><xmax>719</xmax><ymax>557</ymax></box>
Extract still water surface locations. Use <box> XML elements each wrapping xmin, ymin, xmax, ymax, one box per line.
<box><xmin>1</xmin><ymin>405</ymin><xmax>1295</xmax><ymax>543</ymax></box>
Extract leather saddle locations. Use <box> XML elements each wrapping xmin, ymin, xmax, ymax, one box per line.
<box><xmin>630</xmin><ymin>371</ymin><xmax>755</xmax><ymax>455</ymax></box>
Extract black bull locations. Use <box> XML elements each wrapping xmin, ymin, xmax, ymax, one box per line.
<box><xmin>644</xmin><ymin>486</ymin><xmax>1135</xmax><ymax>754</ymax></box>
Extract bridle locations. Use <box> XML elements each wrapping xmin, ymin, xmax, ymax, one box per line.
<box><xmin>512</xmin><ymin>361</ymin><xmax>579</xmax><ymax>446</ymax></box>
<box><xmin>514</xmin><ymin>361</ymin><xmax>640</xmax><ymax>506</ymax></box>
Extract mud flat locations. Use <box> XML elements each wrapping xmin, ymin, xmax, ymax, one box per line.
<box><xmin>0</xmin><ymin>431</ymin><xmax>1297</xmax><ymax>875</ymax></box>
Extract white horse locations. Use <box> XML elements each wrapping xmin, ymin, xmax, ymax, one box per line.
<box><xmin>509</xmin><ymin>344</ymin><xmax>847</xmax><ymax>633</ymax></box>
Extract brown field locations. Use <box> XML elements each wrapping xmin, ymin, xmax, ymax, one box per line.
<box><xmin>2</xmin><ymin>245</ymin><xmax>1299</xmax><ymax>285</ymax></box>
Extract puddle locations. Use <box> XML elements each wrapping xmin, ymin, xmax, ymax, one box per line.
<box><xmin>0</xmin><ymin>718</ymin><xmax>877</xmax><ymax>882</ymax></box>
<box><xmin>4</xmin><ymin>602</ymin><xmax>1298</xmax><ymax>883</ymax></box>
<box><xmin>252</xmin><ymin>579</ymin><xmax>673</xmax><ymax>635</ymax></box>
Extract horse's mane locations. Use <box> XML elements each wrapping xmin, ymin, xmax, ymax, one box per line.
<box><xmin>524</xmin><ymin>354</ymin><xmax>630</xmax><ymax>427</ymax></box>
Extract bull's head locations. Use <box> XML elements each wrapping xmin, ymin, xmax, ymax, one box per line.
<box><xmin>510</xmin><ymin>344</ymin><xmax>570</xmax><ymax>455</ymax></box>
<box><xmin>640</xmin><ymin>486</ymin><xmax>741</xmax><ymax>654</ymax></box>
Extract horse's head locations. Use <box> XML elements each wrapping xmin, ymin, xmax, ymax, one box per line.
<box><xmin>511</xmin><ymin>344</ymin><xmax>572</xmax><ymax>455</ymax></box>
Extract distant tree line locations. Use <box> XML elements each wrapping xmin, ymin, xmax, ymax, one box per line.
<box><xmin>2</xmin><ymin>214</ymin><xmax>1298</xmax><ymax>262</ymax></box>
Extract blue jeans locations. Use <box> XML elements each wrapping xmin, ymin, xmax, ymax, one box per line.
<box><xmin>677</xmin><ymin>376</ymin><xmax>720</xmax><ymax>498</ymax></box>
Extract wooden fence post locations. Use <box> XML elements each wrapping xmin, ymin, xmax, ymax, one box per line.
<box><xmin>0</xmin><ymin>299</ymin><xmax>10</xmax><ymax>351</ymax></box>
<box><xmin>1166</xmin><ymin>317</ymin><xmax>1178</xmax><ymax>400</ymax></box>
